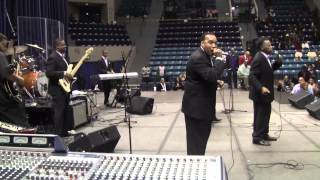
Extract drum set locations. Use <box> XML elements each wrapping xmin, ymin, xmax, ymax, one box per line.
<box><xmin>6</xmin><ymin>44</ymin><xmax>48</xmax><ymax>99</ymax></box>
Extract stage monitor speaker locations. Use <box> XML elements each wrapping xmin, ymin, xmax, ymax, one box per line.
<box><xmin>305</xmin><ymin>100</ymin><xmax>320</xmax><ymax>120</ymax></box>
<box><xmin>130</xmin><ymin>88</ymin><xmax>141</xmax><ymax>97</ymax></box>
<box><xmin>68</xmin><ymin>126</ymin><xmax>120</xmax><ymax>153</ymax></box>
<box><xmin>87</xmin><ymin>125</ymin><xmax>120</xmax><ymax>152</ymax></box>
<box><xmin>126</xmin><ymin>96</ymin><xmax>154</xmax><ymax>115</ymax></box>
<box><xmin>288</xmin><ymin>91</ymin><xmax>314</xmax><ymax>109</ymax></box>
<box><xmin>68</xmin><ymin>133</ymin><xmax>91</xmax><ymax>152</ymax></box>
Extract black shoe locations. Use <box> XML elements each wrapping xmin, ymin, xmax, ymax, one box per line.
<box><xmin>212</xmin><ymin>117</ymin><xmax>222</xmax><ymax>122</ymax></box>
<box><xmin>253</xmin><ymin>139</ymin><xmax>271</xmax><ymax>146</ymax></box>
<box><xmin>264</xmin><ymin>135</ymin><xmax>277</xmax><ymax>141</ymax></box>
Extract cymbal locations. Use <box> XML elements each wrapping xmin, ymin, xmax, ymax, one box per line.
<box><xmin>25</xmin><ymin>43</ymin><xmax>44</xmax><ymax>51</ymax></box>
<box><xmin>5</xmin><ymin>45</ymin><xmax>28</xmax><ymax>55</ymax></box>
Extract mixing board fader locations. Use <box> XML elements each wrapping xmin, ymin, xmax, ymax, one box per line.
<box><xmin>25</xmin><ymin>153</ymin><xmax>103</xmax><ymax>180</ymax></box>
<box><xmin>0</xmin><ymin>150</ymin><xmax>49</xmax><ymax>180</ymax></box>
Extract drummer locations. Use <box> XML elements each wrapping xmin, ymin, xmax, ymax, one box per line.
<box><xmin>0</xmin><ymin>33</ymin><xmax>30</xmax><ymax>127</ymax></box>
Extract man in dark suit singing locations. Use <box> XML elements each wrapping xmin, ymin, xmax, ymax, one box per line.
<box><xmin>182</xmin><ymin>32</ymin><xmax>225</xmax><ymax>155</ymax></box>
<box><xmin>46</xmin><ymin>39</ymin><xmax>73</xmax><ymax>137</ymax></box>
<box><xmin>249</xmin><ymin>37</ymin><xmax>282</xmax><ymax>146</ymax></box>
<box><xmin>97</xmin><ymin>50</ymin><xmax>115</xmax><ymax>106</ymax></box>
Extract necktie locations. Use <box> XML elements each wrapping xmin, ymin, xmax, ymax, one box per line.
<box><xmin>210</xmin><ymin>57</ymin><xmax>215</xmax><ymax>67</ymax></box>
<box><xmin>267</xmin><ymin>58</ymin><xmax>272</xmax><ymax>67</ymax></box>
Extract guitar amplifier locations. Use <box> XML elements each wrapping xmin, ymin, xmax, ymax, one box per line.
<box><xmin>71</xmin><ymin>92</ymin><xmax>98</xmax><ymax>121</ymax></box>
<box><xmin>67</xmin><ymin>99</ymin><xmax>88</xmax><ymax>128</ymax></box>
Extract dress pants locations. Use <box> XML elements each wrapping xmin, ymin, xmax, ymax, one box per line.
<box><xmin>252</xmin><ymin>102</ymin><xmax>271</xmax><ymax>140</ymax></box>
<box><xmin>185</xmin><ymin>115</ymin><xmax>212</xmax><ymax>155</ymax></box>
<box><xmin>101</xmin><ymin>81</ymin><xmax>112</xmax><ymax>105</ymax></box>
<box><xmin>51</xmin><ymin>89</ymin><xmax>70</xmax><ymax>137</ymax></box>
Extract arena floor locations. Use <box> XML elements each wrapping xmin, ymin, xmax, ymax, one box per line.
<box><xmin>77</xmin><ymin>89</ymin><xmax>320</xmax><ymax>180</ymax></box>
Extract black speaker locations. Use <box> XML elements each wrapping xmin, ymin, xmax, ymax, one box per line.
<box><xmin>68</xmin><ymin>126</ymin><xmax>120</xmax><ymax>152</ymax></box>
<box><xmin>288</xmin><ymin>91</ymin><xmax>314</xmax><ymax>109</ymax></box>
<box><xmin>305</xmin><ymin>100</ymin><xmax>320</xmax><ymax>120</ymax></box>
<box><xmin>68</xmin><ymin>133</ymin><xmax>91</xmax><ymax>152</ymax></box>
<box><xmin>126</xmin><ymin>96</ymin><xmax>154</xmax><ymax>115</ymax></box>
<box><xmin>130</xmin><ymin>88</ymin><xmax>141</xmax><ymax>97</ymax></box>
<box><xmin>87</xmin><ymin>125</ymin><xmax>121</xmax><ymax>152</ymax></box>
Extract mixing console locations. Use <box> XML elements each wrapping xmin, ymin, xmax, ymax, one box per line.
<box><xmin>0</xmin><ymin>133</ymin><xmax>227</xmax><ymax>180</ymax></box>
<box><xmin>88</xmin><ymin>154</ymin><xmax>225</xmax><ymax>180</ymax></box>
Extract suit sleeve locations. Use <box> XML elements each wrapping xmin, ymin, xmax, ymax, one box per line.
<box><xmin>272</xmin><ymin>59</ymin><xmax>282</xmax><ymax>71</ymax></box>
<box><xmin>249</xmin><ymin>59</ymin><xmax>263</xmax><ymax>91</ymax></box>
<box><xmin>191</xmin><ymin>56</ymin><xmax>225</xmax><ymax>83</ymax></box>
<box><xmin>46</xmin><ymin>55</ymin><xmax>65</xmax><ymax>80</ymax></box>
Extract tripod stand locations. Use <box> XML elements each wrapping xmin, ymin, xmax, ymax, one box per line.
<box><xmin>221</xmin><ymin>69</ymin><xmax>247</xmax><ymax>114</ymax></box>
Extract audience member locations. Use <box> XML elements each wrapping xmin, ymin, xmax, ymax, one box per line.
<box><xmin>157</xmin><ymin>64</ymin><xmax>166</xmax><ymax>81</ymax></box>
<box><xmin>141</xmin><ymin>65</ymin><xmax>151</xmax><ymax>83</ymax></box>
<box><xmin>226</xmin><ymin>48</ymin><xmax>239</xmax><ymax>88</ymax></box>
<box><xmin>298</xmin><ymin>64</ymin><xmax>312</xmax><ymax>82</ymax></box>
<box><xmin>315</xmin><ymin>58</ymin><xmax>320</xmax><ymax>70</ymax></box>
<box><xmin>173</xmin><ymin>76</ymin><xmax>184</xmax><ymax>90</ymax></box>
<box><xmin>291</xmin><ymin>76</ymin><xmax>314</xmax><ymax>95</ymax></box>
<box><xmin>237</xmin><ymin>60</ymin><xmax>251</xmax><ymax>89</ymax></box>
<box><xmin>294</xmin><ymin>51</ymin><xmax>303</xmax><ymax>61</ymax></box>
<box><xmin>239</xmin><ymin>50</ymin><xmax>253</xmax><ymax>65</ymax></box>
<box><xmin>277</xmin><ymin>75</ymin><xmax>293</xmax><ymax>92</ymax></box>
<box><xmin>156</xmin><ymin>77</ymin><xmax>168</xmax><ymax>92</ymax></box>
<box><xmin>309</xmin><ymin>77</ymin><xmax>319</xmax><ymax>95</ymax></box>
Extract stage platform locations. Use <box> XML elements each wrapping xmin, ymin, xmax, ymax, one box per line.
<box><xmin>75</xmin><ymin>88</ymin><xmax>320</xmax><ymax>180</ymax></box>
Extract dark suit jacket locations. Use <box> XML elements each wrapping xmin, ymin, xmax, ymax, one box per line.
<box><xmin>249</xmin><ymin>51</ymin><xmax>282</xmax><ymax>104</ymax></box>
<box><xmin>97</xmin><ymin>58</ymin><xmax>114</xmax><ymax>74</ymax></box>
<box><xmin>46</xmin><ymin>51</ymin><xmax>69</xmax><ymax>95</ymax></box>
<box><xmin>97</xmin><ymin>58</ymin><xmax>114</xmax><ymax>89</ymax></box>
<box><xmin>182</xmin><ymin>48</ymin><xmax>225</xmax><ymax>121</ymax></box>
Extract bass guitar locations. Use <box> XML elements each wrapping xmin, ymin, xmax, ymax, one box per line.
<box><xmin>59</xmin><ymin>47</ymin><xmax>94</xmax><ymax>92</ymax></box>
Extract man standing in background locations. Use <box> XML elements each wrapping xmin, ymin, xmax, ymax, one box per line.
<box><xmin>98</xmin><ymin>50</ymin><xmax>114</xmax><ymax>106</ymax></box>
<box><xmin>249</xmin><ymin>37</ymin><xmax>282</xmax><ymax>146</ymax></box>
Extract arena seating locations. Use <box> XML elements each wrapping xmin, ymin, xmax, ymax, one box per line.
<box><xmin>255</xmin><ymin>0</ymin><xmax>320</xmax><ymax>80</ymax></box>
<box><xmin>256</xmin><ymin>0</ymin><xmax>316</xmax><ymax>48</ymax></box>
<box><xmin>149</xmin><ymin>19</ymin><xmax>243</xmax><ymax>80</ymax></box>
<box><xmin>117</xmin><ymin>0</ymin><xmax>151</xmax><ymax>17</ymax></box>
<box><xmin>69</xmin><ymin>22</ymin><xmax>132</xmax><ymax>46</ymax></box>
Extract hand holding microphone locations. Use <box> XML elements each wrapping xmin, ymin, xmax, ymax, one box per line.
<box><xmin>261</xmin><ymin>86</ymin><xmax>270</xmax><ymax>95</ymax></box>
<box><xmin>212</xmin><ymin>48</ymin><xmax>223</xmax><ymax>58</ymax></box>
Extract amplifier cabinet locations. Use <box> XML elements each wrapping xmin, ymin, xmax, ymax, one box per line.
<box><xmin>67</xmin><ymin>99</ymin><xmax>88</xmax><ymax>128</ymax></box>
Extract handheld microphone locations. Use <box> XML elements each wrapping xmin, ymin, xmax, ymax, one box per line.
<box><xmin>221</xmin><ymin>51</ymin><xmax>229</xmax><ymax>56</ymax></box>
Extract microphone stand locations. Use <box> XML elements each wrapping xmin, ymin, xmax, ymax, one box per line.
<box><xmin>5</xmin><ymin>8</ymin><xmax>16</xmax><ymax>39</ymax></box>
<box><xmin>119</xmin><ymin>46</ymin><xmax>134</xmax><ymax>154</ymax></box>
<box><xmin>222</xmin><ymin>76</ymin><xmax>247</xmax><ymax>114</ymax></box>
<box><xmin>222</xmin><ymin>55</ymin><xmax>247</xmax><ymax>114</ymax></box>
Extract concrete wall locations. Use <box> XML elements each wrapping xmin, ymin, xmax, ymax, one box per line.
<box><xmin>68</xmin><ymin>45</ymin><xmax>136</xmax><ymax>63</ymax></box>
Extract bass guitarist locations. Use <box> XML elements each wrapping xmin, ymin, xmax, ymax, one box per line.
<box><xmin>0</xmin><ymin>33</ymin><xmax>29</xmax><ymax>127</ymax></box>
<box><xmin>46</xmin><ymin>39</ymin><xmax>73</xmax><ymax>137</ymax></box>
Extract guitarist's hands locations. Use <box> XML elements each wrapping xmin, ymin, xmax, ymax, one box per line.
<box><xmin>64</xmin><ymin>72</ymin><xmax>74</xmax><ymax>81</ymax></box>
